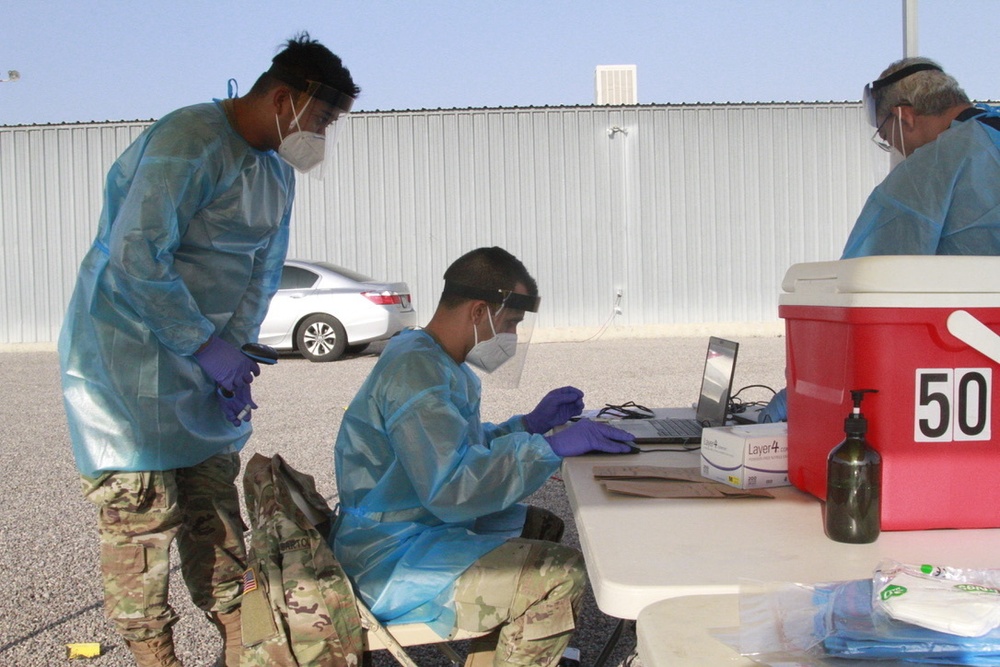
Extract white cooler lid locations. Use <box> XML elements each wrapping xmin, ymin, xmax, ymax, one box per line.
<box><xmin>779</xmin><ymin>256</ymin><xmax>1000</xmax><ymax>308</ymax></box>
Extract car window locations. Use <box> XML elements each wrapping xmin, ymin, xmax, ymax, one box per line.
<box><xmin>279</xmin><ymin>266</ymin><xmax>320</xmax><ymax>290</ymax></box>
<box><xmin>312</xmin><ymin>261</ymin><xmax>374</xmax><ymax>283</ymax></box>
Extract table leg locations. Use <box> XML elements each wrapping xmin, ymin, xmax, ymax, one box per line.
<box><xmin>591</xmin><ymin>618</ymin><xmax>634</xmax><ymax>667</ymax></box>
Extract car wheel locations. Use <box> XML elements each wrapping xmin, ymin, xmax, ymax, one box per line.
<box><xmin>345</xmin><ymin>343</ymin><xmax>370</xmax><ymax>355</ymax></box>
<box><xmin>296</xmin><ymin>314</ymin><xmax>348</xmax><ymax>362</ymax></box>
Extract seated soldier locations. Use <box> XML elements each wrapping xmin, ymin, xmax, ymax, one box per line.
<box><xmin>332</xmin><ymin>246</ymin><xmax>633</xmax><ymax>666</ymax></box>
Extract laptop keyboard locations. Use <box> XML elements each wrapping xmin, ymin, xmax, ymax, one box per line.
<box><xmin>649</xmin><ymin>418</ymin><xmax>703</xmax><ymax>437</ymax></box>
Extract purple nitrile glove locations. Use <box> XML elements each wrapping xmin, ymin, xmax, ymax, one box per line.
<box><xmin>219</xmin><ymin>383</ymin><xmax>257</xmax><ymax>427</ymax></box>
<box><xmin>545</xmin><ymin>419</ymin><xmax>635</xmax><ymax>457</ymax></box>
<box><xmin>523</xmin><ymin>386</ymin><xmax>585</xmax><ymax>434</ymax></box>
<box><xmin>194</xmin><ymin>336</ymin><xmax>260</xmax><ymax>391</ymax></box>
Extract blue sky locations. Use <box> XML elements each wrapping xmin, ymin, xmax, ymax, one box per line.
<box><xmin>2</xmin><ymin>1</ymin><xmax>999</xmax><ymax>126</ymax></box>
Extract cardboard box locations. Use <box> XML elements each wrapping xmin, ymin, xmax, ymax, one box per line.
<box><xmin>700</xmin><ymin>423</ymin><xmax>789</xmax><ymax>489</ymax></box>
<box><xmin>780</xmin><ymin>256</ymin><xmax>1000</xmax><ymax>530</ymax></box>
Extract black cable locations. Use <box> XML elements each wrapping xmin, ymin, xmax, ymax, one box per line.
<box><xmin>597</xmin><ymin>401</ymin><xmax>654</xmax><ymax>420</ymax></box>
<box><xmin>728</xmin><ymin>383</ymin><xmax>778</xmax><ymax>417</ymax></box>
<box><xmin>730</xmin><ymin>384</ymin><xmax>777</xmax><ymax>399</ymax></box>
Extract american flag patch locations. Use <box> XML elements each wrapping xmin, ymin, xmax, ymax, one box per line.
<box><xmin>242</xmin><ymin>568</ymin><xmax>258</xmax><ymax>594</ymax></box>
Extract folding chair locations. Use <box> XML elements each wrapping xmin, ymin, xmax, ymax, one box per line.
<box><xmin>358</xmin><ymin>606</ymin><xmax>489</xmax><ymax>667</ymax></box>
<box><xmin>283</xmin><ymin>470</ymin><xmax>489</xmax><ymax>667</ymax></box>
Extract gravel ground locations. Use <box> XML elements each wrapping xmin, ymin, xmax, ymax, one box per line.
<box><xmin>0</xmin><ymin>333</ymin><xmax>786</xmax><ymax>666</ymax></box>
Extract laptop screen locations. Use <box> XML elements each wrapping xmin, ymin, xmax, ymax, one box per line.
<box><xmin>694</xmin><ymin>337</ymin><xmax>740</xmax><ymax>426</ymax></box>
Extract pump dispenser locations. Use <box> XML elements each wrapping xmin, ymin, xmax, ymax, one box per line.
<box><xmin>824</xmin><ymin>389</ymin><xmax>881</xmax><ymax>543</ymax></box>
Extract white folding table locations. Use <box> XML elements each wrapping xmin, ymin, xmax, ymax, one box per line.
<box><xmin>562</xmin><ymin>431</ymin><xmax>1000</xmax><ymax>664</ymax></box>
<box><xmin>635</xmin><ymin>594</ymin><xmax>750</xmax><ymax>666</ymax></box>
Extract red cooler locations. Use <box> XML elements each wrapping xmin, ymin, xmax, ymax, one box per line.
<box><xmin>779</xmin><ymin>256</ymin><xmax>1000</xmax><ymax>531</ymax></box>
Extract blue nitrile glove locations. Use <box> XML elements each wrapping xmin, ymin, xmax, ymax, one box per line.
<box><xmin>545</xmin><ymin>419</ymin><xmax>635</xmax><ymax>457</ymax></box>
<box><xmin>194</xmin><ymin>336</ymin><xmax>260</xmax><ymax>391</ymax></box>
<box><xmin>523</xmin><ymin>386</ymin><xmax>586</xmax><ymax>434</ymax></box>
<box><xmin>219</xmin><ymin>384</ymin><xmax>257</xmax><ymax>427</ymax></box>
<box><xmin>759</xmin><ymin>387</ymin><xmax>788</xmax><ymax>423</ymax></box>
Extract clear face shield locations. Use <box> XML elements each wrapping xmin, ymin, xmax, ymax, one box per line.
<box><xmin>444</xmin><ymin>282</ymin><xmax>540</xmax><ymax>389</ymax></box>
<box><xmin>270</xmin><ymin>65</ymin><xmax>355</xmax><ymax>177</ymax></box>
<box><xmin>862</xmin><ymin>79</ymin><xmax>896</xmax><ymax>181</ymax></box>
<box><xmin>862</xmin><ymin>62</ymin><xmax>943</xmax><ymax>174</ymax></box>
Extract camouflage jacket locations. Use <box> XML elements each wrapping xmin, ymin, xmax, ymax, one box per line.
<box><xmin>240</xmin><ymin>453</ymin><xmax>364</xmax><ymax>667</ymax></box>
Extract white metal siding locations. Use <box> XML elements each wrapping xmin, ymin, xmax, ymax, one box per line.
<box><xmin>0</xmin><ymin>103</ymin><xmax>882</xmax><ymax>344</ymax></box>
<box><xmin>1</xmin><ymin>122</ymin><xmax>148</xmax><ymax>343</ymax></box>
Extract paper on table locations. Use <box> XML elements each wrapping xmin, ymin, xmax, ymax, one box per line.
<box><xmin>593</xmin><ymin>465</ymin><xmax>774</xmax><ymax>499</ymax></box>
<box><xmin>593</xmin><ymin>466</ymin><xmax>705</xmax><ymax>481</ymax></box>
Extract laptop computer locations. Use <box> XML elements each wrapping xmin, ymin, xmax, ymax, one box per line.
<box><xmin>606</xmin><ymin>337</ymin><xmax>740</xmax><ymax>445</ymax></box>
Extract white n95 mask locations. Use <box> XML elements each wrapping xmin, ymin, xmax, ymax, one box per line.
<box><xmin>275</xmin><ymin>98</ymin><xmax>325</xmax><ymax>173</ymax></box>
<box><xmin>277</xmin><ymin>131</ymin><xmax>325</xmax><ymax>173</ymax></box>
<box><xmin>466</xmin><ymin>309</ymin><xmax>517</xmax><ymax>373</ymax></box>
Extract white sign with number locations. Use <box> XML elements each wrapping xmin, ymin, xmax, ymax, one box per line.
<box><xmin>914</xmin><ymin>368</ymin><xmax>992</xmax><ymax>442</ymax></box>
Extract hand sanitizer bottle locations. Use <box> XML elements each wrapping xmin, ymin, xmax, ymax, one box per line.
<box><xmin>825</xmin><ymin>389</ymin><xmax>881</xmax><ymax>543</ymax></box>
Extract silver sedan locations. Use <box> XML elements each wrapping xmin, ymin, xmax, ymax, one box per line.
<box><xmin>258</xmin><ymin>260</ymin><xmax>416</xmax><ymax>361</ymax></box>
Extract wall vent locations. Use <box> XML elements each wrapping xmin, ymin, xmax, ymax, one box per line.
<box><xmin>595</xmin><ymin>65</ymin><xmax>638</xmax><ymax>105</ymax></box>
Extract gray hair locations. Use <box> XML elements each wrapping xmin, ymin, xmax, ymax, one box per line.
<box><xmin>873</xmin><ymin>57</ymin><xmax>970</xmax><ymax>120</ymax></box>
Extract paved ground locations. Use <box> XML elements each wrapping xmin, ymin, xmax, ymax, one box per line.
<box><xmin>0</xmin><ymin>333</ymin><xmax>786</xmax><ymax>666</ymax></box>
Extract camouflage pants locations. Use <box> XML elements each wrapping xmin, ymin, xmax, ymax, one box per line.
<box><xmin>81</xmin><ymin>452</ymin><xmax>247</xmax><ymax>643</ymax></box>
<box><xmin>453</xmin><ymin>535</ymin><xmax>586</xmax><ymax>667</ymax></box>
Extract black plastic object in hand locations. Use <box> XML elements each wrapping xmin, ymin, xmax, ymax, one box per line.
<box><xmin>242</xmin><ymin>343</ymin><xmax>278</xmax><ymax>365</ymax></box>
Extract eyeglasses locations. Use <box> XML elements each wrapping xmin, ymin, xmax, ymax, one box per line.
<box><xmin>871</xmin><ymin>112</ymin><xmax>894</xmax><ymax>152</ymax></box>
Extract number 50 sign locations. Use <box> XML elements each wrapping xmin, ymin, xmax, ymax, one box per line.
<box><xmin>915</xmin><ymin>369</ymin><xmax>992</xmax><ymax>442</ymax></box>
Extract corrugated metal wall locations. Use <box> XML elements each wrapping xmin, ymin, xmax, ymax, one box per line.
<box><xmin>0</xmin><ymin>103</ymin><xmax>883</xmax><ymax>344</ymax></box>
<box><xmin>1</xmin><ymin>122</ymin><xmax>149</xmax><ymax>343</ymax></box>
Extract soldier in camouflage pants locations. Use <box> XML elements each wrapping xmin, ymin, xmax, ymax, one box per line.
<box><xmin>454</xmin><ymin>508</ymin><xmax>586</xmax><ymax>667</ymax></box>
<box><xmin>82</xmin><ymin>451</ymin><xmax>246</xmax><ymax>666</ymax></box>
<box><xmin>333</xmin><ymin>248</ymin><xmax>633</xmax><ymax>667</ymax></box>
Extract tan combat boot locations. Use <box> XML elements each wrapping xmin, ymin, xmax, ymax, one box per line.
<box><xmin>209</xmin><ymin>608</ymin><xmax>243</xmax><ymax>667</ymax></box>
<box><xmin>126</xmin><ymin>633</ymin><xmax>182</xmax><ymax>667</ymax></box>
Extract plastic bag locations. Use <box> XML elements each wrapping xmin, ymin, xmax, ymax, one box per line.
<box><xmin>874</xmin><ymin>560</ymin><xmax>1000</xmax><ymax>638</ymax></box>
<box><xmin>739</xmin><ymin>576</ymin><xmax>1000</xmax><ymax>665</ymax></box>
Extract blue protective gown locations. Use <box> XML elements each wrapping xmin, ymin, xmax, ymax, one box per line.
<box><xmin>842</xmin><ymin>104</ymin><xmax>1000</xmax><ymax>258</ymax></box>
<box><xmin>59</xmin><ymin>100</ymin><xmax>294</xmax><ymax>478</ymax></box>
<box><xmin>332</xmin><ymin>329</ymin><xmax>562</xmax><ymax>632</ymax></box>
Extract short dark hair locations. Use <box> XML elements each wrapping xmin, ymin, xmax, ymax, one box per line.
<box><xmin>440</xmin><ymin>247</ymin><xmax>538</xmax><ymax>309</ymax></box>
<box><xmin>248</xmin><ymin>31</ymin><xmax>360</xmax><ymax>100</ymax></box>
